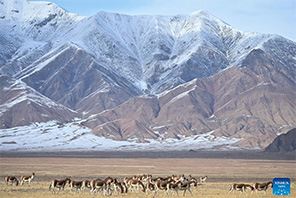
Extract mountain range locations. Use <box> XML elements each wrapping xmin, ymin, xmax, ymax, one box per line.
<box><xmin>1</xmin><ymin>0</ymin><xmax>296</xmax><ymax>151</ymax></box>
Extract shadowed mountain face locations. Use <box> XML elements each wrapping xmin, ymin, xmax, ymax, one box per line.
<box><xmin>264</xmin><ymin>129</ymin><xmax>296</xmax><ymax>152</ymax></box>
<box><xmin>0</xmin><ymin>0</ymin><xmax>296</xmax><ymax>150</ymax></box>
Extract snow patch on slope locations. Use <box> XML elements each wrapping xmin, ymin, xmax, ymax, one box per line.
<box><xmin>0</xmin><ymin>121</ymin><xmax>242</xmax><ymax>151</ymax></box>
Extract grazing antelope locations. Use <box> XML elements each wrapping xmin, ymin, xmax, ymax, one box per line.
<box><xmin>70</xmin><ymin>180</ymin><xmax>83</xmax><ymax>193</ymax></box>
<box><xmin>177</xmin><ymin>181</ymin><xmax>198</xmax><ymax>196</ymax></box>
<box><xmin>253</xmin><ymin>181</ymin><xmax>273</xmax><ymax>196</ymax></box>
<box><xmin>229</xmin><ymin>183</ymin><xmax>254</xmax><ymax>195</ymax></box>
<box><xmin>200</xmin><ymin>176</ymin><xmax>208</xmax><ymax>183</ymax></box>
<box><xmin>4</xmin><ymin>176</ymin><xmax>19</xmax><ymax>186</ymax></box>
<box><xmin>49</xmin><ymin>178</ymin><xmax>71</xmax><ymax>194</ymax></box>
<box><xmin>20</xmin><ymin>172</ymin><xmax>35</xmax><ymax>186</ymax></box>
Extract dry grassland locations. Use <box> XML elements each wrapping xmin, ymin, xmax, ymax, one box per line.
<box><xmin>0</xmin><ymin>157</ymin><xmax>295</xmax><ymax>198</ymax></box>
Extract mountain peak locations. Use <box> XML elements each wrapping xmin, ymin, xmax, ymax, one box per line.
<box><xmin>0</xmin><ymin>0</ymin><xmax>83</xmax><ymax>22</ymax></box>
<box><xmin>189</xmin><ymin>10</ymin><xmax>229</xmax><ymax>27</ymax></box>
<box><xmin>190</xmin><ymin>10</ymin><xmax>211</xmax><ymax>17</ymax></box>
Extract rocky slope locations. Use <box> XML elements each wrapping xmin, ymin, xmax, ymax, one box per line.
<box><xmin>0</xmin><ymin>74</ymin><xmax>78</xmax><ymax>128</ymax></box>
<box><xmin>264</xmin><ymin>128</ymin><xmax>296</xmax><ymax>152</ymax></box>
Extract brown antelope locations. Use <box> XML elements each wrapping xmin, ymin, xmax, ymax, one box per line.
<box><xmin>127</xmin><ymin>179</ymin><xmax>146</xmax><ymax>193</ymax></box>
<box><xmin>140</xmin><ymin>174</ymin><xmax>151</xmax><ymax>185</ymax></box>
<box><xmin>200</xmin><ymin>175</ymin><xmax>208</xmax><ymax>182</ymax></box>
<box><xmin>124</xmin><ymin>176</ymin><xmax>132</xmax><ymax>186</ymax></box>
<box><xmin>229</xmin><ymin>183</ymin><xmax>254</xmax><ymax>195</ymax></box>
<box><xmin>117</xmin><ymin>180</ymin><xmax>128</xmax><ymax>193</ymax></box>
<box><xmin>177</xmin><ymin>181</ymin><xmax>198</xmax><ymax>196</ymax></box>
<box><xmin>146</xmin><ymin>181</ymin><xmax>156</xmax><ymax>195</ymax></box>
<box><xmin>155</xmin><ymin>180</ymin><xmax>175</xmax><ymax>195</ymax></box>
<box><xmin>112</xmin><ymin>179</ymin><xmax>124</xmax><ymax>194</ymax></box>
<box><xmin>20</xmin><ymin>172</ymin><xmax>35</xmax><ymax>186</ymax></box>
<box><xmin>145</xmin><ymin>177</ymin><xmax>157</xmax><ymax>195</ymax></box>
<box><xmin>90</xmin><ymin>179</ymin><xmax>107</xmax><ymax>195</ymax></box>
<box><xmin>167</xmin><ymin>181</ymin><xmax>182</xmax><ymax>196</ymax></box>
<box><xmin>49</xmin><ymin>178</ymin><xmax>71</xmax><ymax>194</ymax></box>
<box><xmin>70</xmin><ymin>180</ymin><xmax>83</xmax><ymax>193</ymax></box>
<box><xmin>253</xmin><ymin>181</ymin><xmax>273</xmax><ymax>196</ymax></box>
<box><xmin>90</xmin><ymin>177</ymin><xmax>113</xmax><ymax>195</ymax></box>
<box><xmin>4</xmin><ymin>176</ymin><xmax>19</xmax><ymax>186</ymax></box>
<box><xmin>81</xmin><ymin>180</ymin><xmax>91</xmax><ymax>193</ymax></box>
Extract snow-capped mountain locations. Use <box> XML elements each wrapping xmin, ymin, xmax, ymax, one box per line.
<box><xmin>0</xmin><ymin>0</ymin><xmax>295</xmax><ymax>151</ymax></box>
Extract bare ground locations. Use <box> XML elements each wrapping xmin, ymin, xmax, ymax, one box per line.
<box><xmin>0</xmin><ymin>151</ymin><xmax>295</xmax><ymax>197</ymax></box>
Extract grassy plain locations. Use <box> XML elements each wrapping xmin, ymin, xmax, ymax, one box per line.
<box><xmin>0</xmin><ymin>153</ymin><xmax>295</xmax><ymax>197</ymax></box>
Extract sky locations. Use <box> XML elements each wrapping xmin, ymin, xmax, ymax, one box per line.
<box><xmin>31</xmin><ymin>0</ymin><xmax>296</xmax><ymax>40</ymax></box>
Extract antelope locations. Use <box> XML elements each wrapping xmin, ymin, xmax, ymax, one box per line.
<box><xmin>229</xmin><ymin>183</ymin><xmax>254</xmax><ymax>195</ymax></box>
<box><xmin>146</xmin><ymin>181</ymin><xmax>156</xmax><ymax>195</ymax></box>
<box><xmin>112</xmin><ymin>179</ymin><xmax>124</xmax><ymax>194</ymax></box>
<box><xmin>116</xmin><ymin>180</ymin><xmax>128</xmax><ymax>193</ymax></box>
<box><xmin>200</xmin><ymin>176</ymin><xmax>208</xmax><ymax>183</ymax></box>
<box><xmin>4</xmin><ymin>176</ymin><xmax>19</xmax><ymax>186</ymax></box>
<box><xmin>141</xmin><ymin>174</ymin><xmax>151</xmax><ymax>185</ymax></box>
<box><xmin>154</xmin><ymin>180</ymin><xmax>175</xmax><ymax>196</ymax></box>
<box><xmin>70</xmin><ymin>180</ymin><xmax>83</xmax><ymax>193</ymax></box>
<box><xmin>253</xmin><ymin>181</ymin><xmax>273</xmax><ymax>196</ymax></box>
<box><xmin>81</xmin><ymin>180</ymin><xmax>91</xmax><ymax>193</ymax></box>
<box><xmin>49</xmin><ymin>178</ymin><xmax>71</xmax><ymax>194</ymax></box>
<box><xmin>167</xmin><ymin>181</ymin><xmax>182</xmax><ymax>196</ymax></box>
<box><xmin>127</xmin><ymin>179</ymin><xmax>146</xmax><ymax>193</ymax></box>
<box><xmin>177</xmin><ymin>181</ymin><xmax>198</xmax><ymax>196</ymax></box>
<box><xmin>90</xmin><ymin>177</ymin><xmax>113</xmax><ymax>195</ymax></box>
<box><xmin>90</xmin><ymin>179</ymin><xmax>107</xmax><ymax>195</ymax></box>
<box><xmin>145</xmin><ymin>177</ymin><xmax>156</xmax><ymax>195</ymax></box>
<box><xmin>20</xmin><ymin>172</ymin><xmax>35</xmax><ymax>186</ymax></box>
<box><xmin>124</xmin><ymin>176</ymin><xmax>133</xmax><ymax>187</ymax></box>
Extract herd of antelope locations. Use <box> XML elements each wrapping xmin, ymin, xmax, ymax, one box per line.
<box><xmin>4</xmin><ymin>173</ymin><xmax>207</xmax><ymax>196</ymax></box>
<box><xmin>4</xmin><ymin>172</ymin><xmax>35</xmax><ymax>187</ymax></box>
<box><xmin>4</xmin><ymin>173</ymin><xmax>274</xmax><ymax>196</ymax></box>
<box><xmin>48</xmin><ymin>174</ymin><xmax>206</xmax><ymax>196</ymax></box>
<box><xmin>228</xmin><ymin>181</ymin><xmax>273</xmax><ymax>196</ymax></box>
